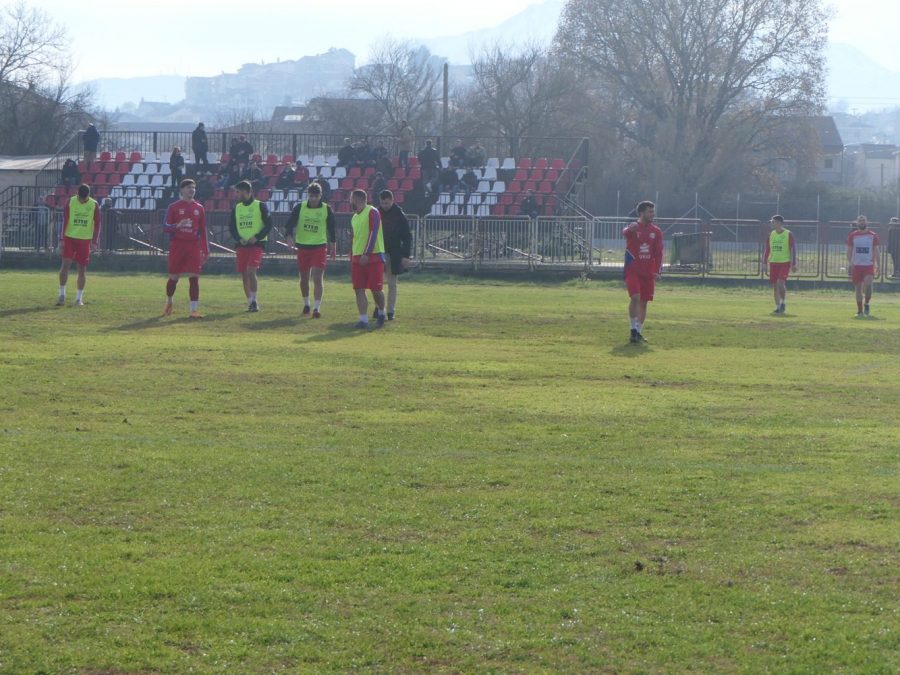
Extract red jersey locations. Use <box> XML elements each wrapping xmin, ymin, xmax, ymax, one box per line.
<box><xmin>164</xmin><ymin>199</ymin><xmax>208</xmax><ymax>256</ymax></box>
<box><xmin>846</xmin><ymin>229</ymin><xmax>880</xmax><ymax>267</ymax></box>
<box><xmin>623</xmin><ymin>221</ymin><xmax>664</xmax><ymax>276</ymax></box>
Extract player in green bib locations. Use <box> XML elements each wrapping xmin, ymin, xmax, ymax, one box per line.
<box><xmin>57</xmin><ymin>184</ymin><xmax>100</xmax><ymax>306</ymax></box>
<box><xmin>284</xmin><ymin>182</ymin><xmax>336</xmax><ymax>318</ymax></box>
<box><xmin>762</xmin><ymin>215</ymin><xmax>797</xmax><ymax>314</ymax></box>
<box><xmin>228</xmin><ymin>180</ymin><xmax>273</xmax><ymax>312</ymax></box>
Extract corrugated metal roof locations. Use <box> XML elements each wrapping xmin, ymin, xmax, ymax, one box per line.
<box><xmin>0</xmin><ymin>155</ymin><xmax>54</xmax><ymax>171</ymax></box>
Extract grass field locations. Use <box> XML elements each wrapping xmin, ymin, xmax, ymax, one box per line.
<box><xmin>0</xmin><ymin>270</ymin><xmax>897</xmax><ymax>673</ymax></box>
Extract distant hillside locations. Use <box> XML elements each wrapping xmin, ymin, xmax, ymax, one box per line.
<box><xmin>420</xmin><ymin>0</ymin><xmax>565</xmax><ymax>63</ymax></box>
<box><xmin>78</xmin><ymin>75</ymin><xmax>186</xmax><ymax>110</ymax></box>
<box><xmin>826</xmin><ymin>43</ymin><xmax>900</xmax><ymax>110</ymax></box>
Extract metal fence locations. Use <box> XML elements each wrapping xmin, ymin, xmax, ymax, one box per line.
<box><xmin>3</xmin><ymin>206</ymin><xmax>899</xmax><ymax>281</ymax></box>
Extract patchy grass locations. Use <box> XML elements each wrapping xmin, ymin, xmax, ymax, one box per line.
<box><xmin>0</xmin><ymin>270</ymin><xmax>897</xmax><ymax>672</ymax></box>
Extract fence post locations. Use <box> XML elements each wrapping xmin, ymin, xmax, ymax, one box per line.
<box><xmin>586</xmin><ymin>217</ymin><xmax>594</xmax><ymax>270</ymax></box>
<box><xmin>472</xmin><ymin>216</ymin><xmax>480</xmax><ymax>272</ymax></box>
<box><xmin>529</xmin><ymin>216</ymin><xmax>538</xmax><ymax>271</ymax></box>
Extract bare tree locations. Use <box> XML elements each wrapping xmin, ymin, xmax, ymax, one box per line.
<box><xmin>458</xmin><ymin>43</ymin><xmax>582</xmax><ymax>156</ymax></box>
<box><xmin>348</xmin><ymin>39</ymin><xmax>442</xmax><ymax>134</ymax></box>
<box><xmin>555</xmin><ymin>0</ymin><xmax>829</xmax><ymax>195</ymax></box>
<box><xmin>0</xmin><ymin>2</ymin><xmax>97</xmax><ymax>154</ymax></box>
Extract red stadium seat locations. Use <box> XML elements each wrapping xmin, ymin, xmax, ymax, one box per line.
<box><xmin>407</xmin><ymin>167</ymin><xmax>421</xmax><ymax>180</ymax></box>
<box><xmin>508</xmin><ymin>181</ymin><xmax>522</xmax><ymax>193</ymax></box>
<box><xmin>101</xmin><ymin>162</ymin><xmax>115</xmax><ymax>173</ymax></box>
<box><xmin>387</xmin><ymin>179</ymin><xmax>399</xmax><ymax>190</ymax></box>
<box><xmin>529</xmin><ymin>169</ymin><xmax>544</xmax><ymax>181</ymax></box>
<box><xmin>219</xmin><ymin>153</ymin><xmax>230</xmax><ymax>164</ymax></box>
<box><xmin>45</xmin><ymin>195</ymin><xmax>57</xmax><ymax>208</ymax></box>
<box><xmin>116</xmin><ymin>162</ymin><xmax>129</xmax><ymax>173</ymax></box>
<box><xmin>266</xmin><ymin>154</ymin><xmax>278</xmax><ymax>164</ymax></box>
<box><xmin>534</xmin><ymin>158</ymin><xmax>549</xmax><ymax>169</ymax></box>
<box><xmin>491</xmin><ymin>204</ymin><xmax>506</xmax><ymax>215</ymax></box>
<box><xmin>518</xmin><ymin>158</ymin><xmax>533</xmax><ymax>170</ymax></box>
<box><xmin>99</xmin><ymin>151</ymin><xmax>112</xmax><ymax>161</ymax></box>
<box><xmin>550</xmin><ymin>158</ymin><xmax>565</xmax><ymax>170</ymax></box>
<box><xmin>408</xmin><ymin>157</ymin><xmax>419</xmax><ymax>167</ymax></box>
<box><xmin>500</xmin><ymin>194</ymin><xmax>513</xmax><ymax>205</ymax></box>
<box><xmin>524</xmin><ymin>181</ymin><xmax>537</xmax><ymax>192</ymax></box>
<box><xmin>129</xmin><ymin>151</ymin><xmax>142</xmax><ymax>163</ymax></box>
<box><xmin>252</xmin><ymin>154</ymin><xmax>262</xmax><ymax>163</ymax></box>
<box><xmin>54</xmin><ymin>185</ymin><xmax>67</xmax><ymax>196</ymax></box>
<box><xmin>94</xmin><ymin>174</ymin><xmax>107</xmax><ymax>184</ymax></box>
<box><xmin>115</xmin><ymin>151</ymin><xmax>126</xmax><ymax>162</ymax></box>
<box><xmin>77</xmin><ymin>161</ymin><xmax>87</xmax><ymax>172</ymax></box>
<box><xmin>347</xmin><ymin>167</ymin><xmax>361</xmax><ymax>179</ymax></box>
<box><xmin>282</xmin><ymin>154</ymin><xmax>294</xmax><ymax>164</ymax></box>
<box><xmin>538</xmin><ymin>181</ymin><xmax>553</xmax><ymax>193</ymax></box>
<box><xmin>513</xmin><ymin>169</ymin><xmax>528</xmax><ymax>181</ymax></box>
<box><xmin>544</xmin><ymin>169</ymin><xmax>559</xmax><ymax>182</ymax></box>
<box><xmin>108</xmin><ymin>174</ymin><xmax>121</xmax><ymax>186</ymax></box>
<box><xmin>340</xmin><ymin>177</ymin><xmax>354</xmax><ymax>190</ymax></box>
<box><xmin>400</xmin><ymin>179</ymin><xmax>413</xmax><ymax>191</ymax></box>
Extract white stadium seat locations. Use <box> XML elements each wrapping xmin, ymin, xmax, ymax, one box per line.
<box><xmin>501</xmin><ymin>158</ymin><xmax>515</xmax><ymax>170</ymax></box>
<box><xmin>490</xmin><ymin>181</ymin><xmax>506</xmax><ymax>194</ymax></box>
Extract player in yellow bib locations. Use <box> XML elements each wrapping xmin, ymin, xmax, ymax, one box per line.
<box><xmin>228</xmin><ymin>180</ymin><xmax>273</xmax><ymax>312</ymax></box>
<box><xmin>57</xmin><ymin>184</ymin><xmax>100</xmax><ymax>306</ymax></box>
<box><xmin>762</xmin><ymin>215</ymin><xmax>797</xmax><ymax>314</ymax></box>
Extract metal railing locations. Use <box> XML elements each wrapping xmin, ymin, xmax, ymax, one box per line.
<box><xmin>3</xmin><ymin>207</ymin><xmax>899</xmax><ymax>282</ymax></box>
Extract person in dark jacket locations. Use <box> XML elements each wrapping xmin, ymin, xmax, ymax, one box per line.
<box><xmin>230</xmin><ymin>135</ymin><xmax>253</xmax><ymax>165</ymax></box>
<box><xmin>337</xmin><ymin>138</ymin><xmax>355</xmax><ymax>168</ymax></box>
<box><xmin>169</xmin><ymin>147</ymin><xmax>186</xmax><ymax>191</ymax></box>
<box><xmin>377</xmin><ymin>189</ymin><xmax>413</xmax><ymax>320</ymax></box>
<box><xmin>82</xmin><ymin>124</ymin><xmax>100</xmax><ymax>165</ymax></box>
<box><xmin>417</xmin><ymin>139</ymin><xmax>440</xmax><ymax>187</ymax></box>
<box><xmin>191</xmin><ymin>122</ymin><xmax>209</xmax><ymax>169</ymax></box>
<box><xmin>520</xmin><ymin>189</ymin><xmax>540</xmax><ymax>219</ymax></box>
<box><xmin>61</xmin><ymin>159</ymin><xmax>81</xmax><ymax>186</ymax></box>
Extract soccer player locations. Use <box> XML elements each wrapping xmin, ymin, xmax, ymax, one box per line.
<box><xmin>623</xmin><ymin>200</ymin><xmax>664</xmax><ymax>343</ymax></box>
<box><xmin>162</xmin><ymin>178</ymin><xmax>208</xmax><ymax>318</ymax></box>
<box><xmin>378</xmin><ymin>189</ymin><xmax>413</xmax><ymax>320</ymax></box>
<box><xmin>846</xmin><ymin>215</ymin><xmax>880</xmax><ymax>317</ymax></box>
<box><xmin>284</xmin><ymin>182</ymin><xmax>336</xmax><ymax>318</ymax></box>
<box><xmin>229</xmin><ymin>180</ymin><xmax>273</xmax><ymax>312</ymax></box>
<box><xmin>762</xmin><ymin>215</ymin><xmax>797</xmax><ymax>314</ymax></box>
<box><xmin>56</xmin><ymin>184</ymin><xmax>100</xmax><ymax>306</ymax></box>
<box><xmin>349</xmin><ymin>188</ymin><xmax>386</xmax><ymax>328</ymax></box>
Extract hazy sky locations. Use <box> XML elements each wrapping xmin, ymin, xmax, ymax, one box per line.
<box><xmin>16</xmin><ymin>0</ymin><xmax>900</xmax><ymax>81</ymax></box>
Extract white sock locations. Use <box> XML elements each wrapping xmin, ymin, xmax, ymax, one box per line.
<box><xmin>630</xmin><ymin>319</ymin><xmax>638</xmax><ymax>330</ymax></box>
<box><xmin>166</xmin><ymin>296</ymin><xmax>173</xmax><ymax>303</ymax></box>
<box><xmin>303</xmin><ymin>296</ymin><xmax>310</xmax><ymax>306</ymax></box>
<box><xmin>249</xmin><ymin>292</ymin><xmax>257</xmax><ymax>303</ymax></box>
<box><xmin>75</xmin><ymin>290</ymin><xmax>84</xmax><ymax>302</ymax></box>
<box><xmin>313</xmin><ymin>299</ymin><xmax>321</xmax><ymax>311</ymax></box>
<box><xmin>59</xmin><ymin>285</ymin><xmax>66</xmax><ymax>297</ymax></box>
<box><xmin>359</xmin><ymin>314</ymin><xmax>369</xmax><ymax>323</ymax></box>
<box><xmin>190</xmin><ymin>300</ymin><xmax>198</xmax><ymax>311</ymax></box>
<box><xmin>635</xmin><ymin>323</ymin><xmax>642</xmax><ymax>333</ymax></box>
<box><xmin>376</xmin><ymin>308</ymin><xmax>385</xmax><ymax>317</ymax></box>
<box><xmin>388</xmin><ymin>305</ymin><xmax>395</xmax><ymax>313</ymax></box>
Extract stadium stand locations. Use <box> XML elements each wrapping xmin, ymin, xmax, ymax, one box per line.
<box><xmin>46</xmin><ymin>150</ymin><xmax>568</xmax><ymax>218</ymax></box>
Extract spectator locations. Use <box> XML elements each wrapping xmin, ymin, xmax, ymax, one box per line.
<box><xmin>100</xmin><ymin>197</ymin><xmax>119</xmax><ymax>251</ymax></box>
<box><xmin>397</xmin><ymin>120</ymin><xmax>414</xmax><ymax>169</ymax></box>
<box><xmin>889</xmin><ymin>217</ymin><xmax>900</xmax><ymax>278</ymax></box>
<box><xmin>196</xmin><ymin>173</ymin><xmax>215</xmax><ymax>203</ymax></box>
<box><xmin>337</xmin><ymin>138</ymin><xmax>355</xmax><ymax>168</ymax></box>
<box><xmin>520</xmin><ymin>189</ymin><xmax>540</xmax><ymax>219</ymax></box>
<box><xmin>435</xmin><ymin>166</ymin><xmax>459</xmax><ymax>196</ymax></box>
<box><xmin>230</xmin><ymin>135</ymin><xmax>253</xmax><ymax>164</ymax></box>
<box><xmin>461</xmin><ymin>167</ymin><xmax>479</xmax><ymax>198</ymax></box>
<box><xmin>82</xmin><ymin>124</ymin><xmax>100</xmax><ymax>165</ymax></box>
<box><xmin>418</xmin><ymin>139</ymin><xmax>440</xmax><ymax>187</ymax></box>
<box><xmin>314</xmin><ymin>176</ymin><xmax>332</xmax><ymax>203</ymax></box>
<box><xmin>357</xmin><ymin>139</ymin><xmax>375</xmax><ymax>168</ymax></box>
<box><xmin>169</xmin><ymin>147</ymin><xmax>185</xmax><ymax>190</ymax></box>
<box><xmin>450</xmin><ymin>139</ymin><xmax>467</xmax><ymax>168</ymax></box>
<box><xmin>191</xmin><ymin>122</ymin><xmax>209</xmax><ymax>169</ymax></box>
<box><xmin>294</xmin><ymin>160</ymin><xmax>310</xmax><ymax>187</ymax></box>
<box><xmin>372</xmin><ymin>140</ymin><xmax>388</xmax><ymax>163</ymax></box>
<box><xmin>246</xmin><ymin>160</ymin><xmax>263</xmax><ymax>190</ymax></box>
<box><xmin>61</xmin><ymin>159</ymin><xmax>81</xmax><ymax>187</ymax></box>
<box><xmin>466</xmin><ymin>142</ymin><xmax>486</xmax><ymax>168</ymax></box>
<box><xmin>375</xmin><ymin>152</ymin><xmax>393</xmax><ymax>179</ymax></box>
<box><xmin>276</xmin><ymin>162</ymin><xmax>296</xmax><ymax>190</ymax></box>
<box><xmin>371</xmin><ymin>171</ymin><xmax>387</xmax><ymax>198</ymax></box>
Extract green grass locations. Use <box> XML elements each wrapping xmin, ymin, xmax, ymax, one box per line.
<box><xmin>0</xmin><ymin>270</ymin><xmax>897</xmax><ymax>673</ymax></box>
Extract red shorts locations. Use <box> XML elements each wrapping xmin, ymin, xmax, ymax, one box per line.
<box><xmin>768</xmin><ymin>262</ymin><xmax>791</xmax><ymax>283</ymax></box>
<box><xmin>296</xmin><ymin>246</ymin><xmax>327</xmax><ymax>273</ymax></box>
<box><xmin>168</xmin><ymin>241</ymin><xmax>205</xmax><ymax>275</ymax></box>
<box><xmin>851</xmin><ymin>265</ymin><xmax>875</xmax><ymax>285</ymax></box>
<box><xmin>236</xmin><ymin>246</ymin><xmax>264</xmax><ymax>273</ymax></box>
<box><xmin>625</xmin><ymin>273</ymin><xmax>655</xmax><ymax>302</ymax></box>
<box><xmin>351</xmin><ymin>255</ymin><xmax>384</xmax><ymax>291</ymax></box>
<box><xmin>61</xmin><ymin>237</ymin><xmax>91</xmax><ymax>266</ymax></box>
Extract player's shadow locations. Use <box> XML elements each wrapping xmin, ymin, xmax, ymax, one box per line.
<box><xmin>0</xmin><ymin>306</ymin><xmax>56</xmax><ymax>318</ymax></box>
<box><xmin>301</xmin><ymin>322</ymin><xmax>380</xmax><ymax>342</ymax></box>
<box><xmin>244</xmin><ymin>317</ymin><xmax>303</xmax><ymax>330</ymax></box>
<box><xmin>105</xmin><ymin>312</ymin><xmax>242</xmax><ymax>332</ymax></box>
<box><xmin>609</xmin><ymin>342</ymin><xmax>653</xmax><ymax>357</ymax></box>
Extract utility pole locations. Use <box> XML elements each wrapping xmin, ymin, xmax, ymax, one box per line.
<box><xmin>441</xmin><ymin>62</ymin><xmax>449</xmax><ymax>154</ymax></box>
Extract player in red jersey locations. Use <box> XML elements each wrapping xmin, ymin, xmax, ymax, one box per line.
<box><xmin>623</xmin><ymin>201</ymin><xmax>664</xmax><ymax>343</ymax></box>
<box><xmin>57</xmin><ymin>184</ymin><xmax>101</xmax><ymax>306</ymax></box>
<box><xmin>846</xmin><ymin>215</ymin><xmax>880</xmax><ymax>317</ymax></box>
<box><xmin>162</xmin><ymin>179</ymin><xmax>208</xmax><ymax>318</ymax></box>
